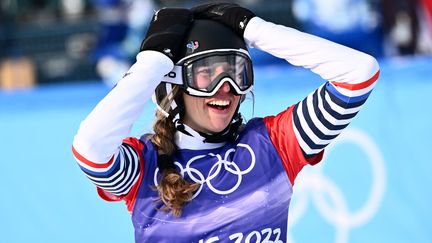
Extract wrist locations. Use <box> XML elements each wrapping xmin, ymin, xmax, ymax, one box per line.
<box><xmin>243</xmin><ymin>16</ymin><xmax>265</xmax><ymax>47</ymax></box>
<box><xmin>136</xmin><ymin>51</ymin><xmax>174</xmax><ymax>71</ymax></box>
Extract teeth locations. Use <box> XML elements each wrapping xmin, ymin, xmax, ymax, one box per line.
<box><xmin>208</xmin><ymin>100</ymin><xmax>230</xmax><ymax>106</ymax></box>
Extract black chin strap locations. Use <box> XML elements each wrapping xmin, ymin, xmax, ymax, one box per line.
<box><xmin>172</xmin><ymin>88</ymin><xmax>245</xmax><ymax>144</ymax></box>
<box><xmin>198</xmin><ymin>112</ymin><xmax>243</xmax><ymax>143</ymax></box>
<box><xmin>174</xmin><ymin>99</ymin><xmax>243</xmax><ymax>143</ymax></box>
<box><xmin>174</xmin><ymin>113</ymin><xmax>243</xmax><ymax>143</ymax></box>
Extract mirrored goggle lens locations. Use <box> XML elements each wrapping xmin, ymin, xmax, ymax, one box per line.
<box><xmin>184</xmin><ymin>54</ymin><xmax>253</xmax><ymax>94</ymax></box>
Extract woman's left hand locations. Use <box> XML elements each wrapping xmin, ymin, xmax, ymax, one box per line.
<box><xmin>192</xmin><ymin>3</ymin><xmax>256</xmax><ymax>38</ymax></box>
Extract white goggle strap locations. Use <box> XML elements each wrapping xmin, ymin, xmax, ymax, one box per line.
<box><xmin>161</xmin><ymin>65</ymin><xmax>183</xmax><ymax>85</ymax></box>
<box><xmin>152</xmin><ymin>82</ymin><xmax>181</xmax><ymax>121</ymax></box>
<box><xmin>154</xmin><ymin>66</ymin><xmax>183</xmax><ymax>120</ymax></box>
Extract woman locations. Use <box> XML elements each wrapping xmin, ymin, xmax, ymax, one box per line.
<box><xmin>72</xmin><ymin>3</ymin><xmax>380</xmax><ymax>242</ymax></box>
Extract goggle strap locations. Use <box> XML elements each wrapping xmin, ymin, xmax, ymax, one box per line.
<box><xmin>153</xmin><ymin>82</ymin><xmax>182</xmax><ymax>121</ymax></box>
<box><xmin>161</xmin><ymin>65</ymin><xmax>183</xmax><ymax>85</ymax></box>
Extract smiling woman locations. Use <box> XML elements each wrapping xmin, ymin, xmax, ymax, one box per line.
<box><xmin>71</xmin><ymin>3</ymin><xmax>379</xmax><ymax>243</ymax></box>
<box><xmin>182</xmin><ymin>81</ymin><xmax>241</xmax><ymax>133</ymax></box>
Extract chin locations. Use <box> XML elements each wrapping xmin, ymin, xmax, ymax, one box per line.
<box><xmin>208</xmin><ymin>122</ymin><xmax>231</xmax><ymax>134</ymax></box>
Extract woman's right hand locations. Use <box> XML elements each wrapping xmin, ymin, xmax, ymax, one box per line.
<box><xmin>140</xmin><ymin>8</ymin><xmax>193</xmax><ymax>63</ymax></box>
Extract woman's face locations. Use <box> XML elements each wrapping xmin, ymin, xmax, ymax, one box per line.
<box><xmin>182</xmin><ymin>63</ymin><xmax>241</xmax><ymax>134</ymax></box>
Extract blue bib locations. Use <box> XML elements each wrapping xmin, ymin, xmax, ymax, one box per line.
<box><xmin>132</xmin><ymin>118</ymin><xmax>293</xmax><ymax>243</ymax></box>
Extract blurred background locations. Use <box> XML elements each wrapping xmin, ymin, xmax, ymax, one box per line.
<box><xmin>1</xmin><ymin>0</ymin><xmax>431</xmax><ymax>242</ymax></box>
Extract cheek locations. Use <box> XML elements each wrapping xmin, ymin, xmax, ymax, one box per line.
<box><xmin>233</xmin><ymin>96</ymin><xmax>241</xmax><ymax>109</ymax></box>
<box><xmin>184</xmin><ymin>95</ymin><xmax>205</xmax><ymax>115</ymax></box>
<box><xmin>195</xmin><ymin>75</ymin><xmax>211</xmax><ymax>89</ymax></box>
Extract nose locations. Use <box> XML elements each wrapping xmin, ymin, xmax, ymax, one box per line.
<box><xmin>219</xmin><ymin>81</ymin><xmax>231</xmax><ymax>93</ymax></box>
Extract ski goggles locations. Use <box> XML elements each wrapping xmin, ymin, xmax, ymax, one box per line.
<box><xmin>163</xmin><ymin>50</ymin><xmax>254</xmax><ymax>97</ymax></box>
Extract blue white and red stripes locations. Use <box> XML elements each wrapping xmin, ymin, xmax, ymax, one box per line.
<box><xmin>73</xmin><ymin>143</ymin><xmax>141</xmax><ymax>196</ymax></box>
<box><xmin>292</xmin><ymin>71</ymin><xmax>380</xmax><ymax>157</ymax></box>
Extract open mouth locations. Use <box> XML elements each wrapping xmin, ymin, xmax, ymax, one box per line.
<box><xmin>207</xmin><ymin>100</ymin><xmax>231</xmax><ymax>110</ymax></box>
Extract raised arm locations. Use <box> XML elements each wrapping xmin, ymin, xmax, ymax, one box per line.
<box><xmin>72</xmin><ymin>8</ymin><xmax>193</xmax><ymax>206</ymax></box>
<box><xmin>244</xmin><ymin>17</ymin><xmax>379</xmax><ymax>182</ymax></box>
<box><xmin>72</xmin><ymin>51</ymin><xmax>172</xmax><ymax>197</ymax></box>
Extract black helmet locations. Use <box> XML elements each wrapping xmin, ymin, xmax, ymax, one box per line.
<box><xmin>152</xmin><ymin>19</ymin><xmax>253</xmax><ymax>141</ymax></box>
<box><xmin>178</xmin><ymin>19</ymin><xmax>249</xmax><ymax>61</ymax></box>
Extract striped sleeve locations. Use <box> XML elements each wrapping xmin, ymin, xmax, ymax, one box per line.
<box><xmin>292</xmin><ymin>71</ymin><xmax>380</xmax><ymax>158</ymax></box>
<box><xmin>71</xmin><ymin>51</ymin><xmax>173</xmax><ymax>207</ymax></box>
<box><xmin>72</xmin><ymin>140</ymin><xmax>142</xmax><ymax>197</ymax></box>
<box><xmin>246</xmin><ymin>17</ymin><xmax>380</xmax><ymax>183</ymax></box>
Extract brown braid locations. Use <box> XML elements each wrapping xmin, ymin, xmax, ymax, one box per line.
<box><xmin>150</xmin><ymin>86</ymin><xmax>200</xmax><ymax>217</ymax></box>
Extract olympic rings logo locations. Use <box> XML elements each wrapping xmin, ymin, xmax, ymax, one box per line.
<box><xmin>153</xmin><ymin>143</ymin><xmax>256</xmax><ymax>198</ymax></box>
<box><xmin>287</xmin><ymin>128</ymin><xmax>387</xmax><ymax>243</ymax></box>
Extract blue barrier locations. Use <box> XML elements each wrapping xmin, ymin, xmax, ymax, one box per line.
<box><xmin>1</xmin><ymin>56</ymin><xmax>431</xmax><ymax>243</ymax></box>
